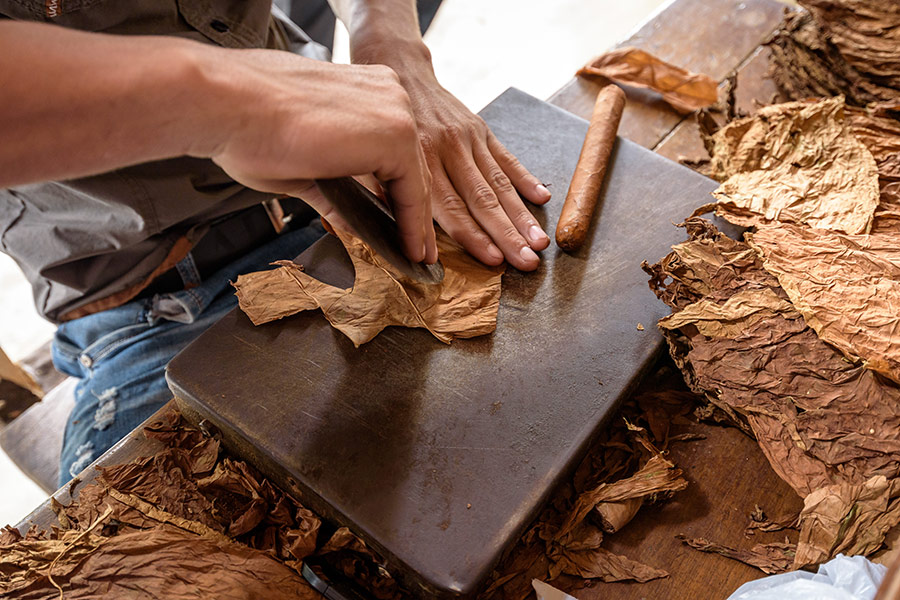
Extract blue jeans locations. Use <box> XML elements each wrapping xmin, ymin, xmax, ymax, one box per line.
<box><xmin>52</xmin><ymin>221</ymin><xmax>325</xmax><ymax>486</ymax></box>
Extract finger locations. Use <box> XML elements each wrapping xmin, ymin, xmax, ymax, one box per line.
<box><xmin>473</xmin><ymin>142</ymin><xmax>550</xmax><ymax>252</ymax></box>
<box><xmin>377</xmin><ymin>145</ymin><xmax>432</xmax><ymax>263</ymax></box>
<box><xmin>487</xmin><ymin>132</ymin><xmax>551</xmax><ymax>205</ymax></box>
<box><xmin>430</xmin><ymin>163</ymin><xmax>505</xmax><ymax>267</ymax></box>
<box><xmin>443</xmin><ymin>148</ymin><xmax>540</xmax><ymax>271</ymax></box>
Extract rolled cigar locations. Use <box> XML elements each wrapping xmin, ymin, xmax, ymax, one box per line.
<box><xmin>555</xmin><ymin>84</ymin><xmax>626</xmax><ymax>252</ymax></box>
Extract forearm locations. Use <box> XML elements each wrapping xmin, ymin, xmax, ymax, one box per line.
<box><xmin>328</xmin><ymin>0</ymin><xmax>434</xmax><ymax>78</ymax></box>
<box><xmin>0</xmin><ymin>21</ymin><xmax>226</xmax><ymax>188</ymax></box>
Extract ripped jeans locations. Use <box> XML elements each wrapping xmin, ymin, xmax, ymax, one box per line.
<box><xmin>52</xmin><ymin>220</ymin><xmax>325</xmax><ymax>487</ymax></box>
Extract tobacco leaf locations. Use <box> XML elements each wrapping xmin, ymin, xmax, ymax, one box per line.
<box><xmin>795</xmin><ymin>475</ymin><xmax>900</xmax><ymax>569</ymax></box>
<box><xmin>233</xmin><ymin>228</ymin><xmax>504</xmax><ymax>346</ymax></box>
<box><xmin>96</xmin><ymin>449</ymin><xmax>223</xmax><ymax>532</ymax></box>
<box><xmin>577</xmin><ymin>47</ymin><xmax>718</xmax><ymax>114</ymax></box>
<box><xmin>765</xmin><ymin>10</ymin><xmax>900</xmax><ymax>106</ymax></box>
<box><xmin>558</xmin><ymin>455</ymin><xmax>687</xmax><ymax>539</ymax></box>
<box><xmin>676</xmin><ymin>535</ymin><xmax>796</xmax><ymax>574</ymax></box>
<box><xmin>316</xmin><ymin>527</ymin><xmax>402</xmax><ymax>600</ymax></box>
<box><xmin>748</xmin><ymin>223</ymin><xmax>900</xmax><ymax>384</ymax></box>
<box><xmin>646</xmin><ymin>219</ymin><xmax>900</xmax><ymax>498</ymax></box>
<box><xmin>800</xmin><ymin>0</ymin><xmax>900</xmax><ymax>91</ymax></box>
<box><xmin>0</xmin><ymin>345</ymin><xmax>42</xmax><ymax>398</ymax></box>
<box><xmin>746</xmin><ymin>506</ymin><xmax>800</xmax><ymax>535</ymax></box>
<box><xmin>0</xmin><ymin>525</ymin><xmax>320</xmax><ymax>600</ymax></box>
<box><xmin>549</xmin><ymin>542</ymin><xmax>668</xmax><ymax>583</ymax></box>
<box><xmin>845</xmin><ymin>106</ymin><xmax>900</xmax><ymax>234</ymax></box>
<box><xmin>705</xmin><ymin>96</ymin><xmax>880</xmax><ymax>235</ymax></box>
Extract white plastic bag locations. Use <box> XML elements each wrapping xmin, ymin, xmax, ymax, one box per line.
<box><xmin>727</xmin><ymin>555</ymin><xmax>887</xmax><ymax>600</ymax></box>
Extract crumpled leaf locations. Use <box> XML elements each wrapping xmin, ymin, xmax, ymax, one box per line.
<box><xmin>645</xmin><ymin>219</ymin><xmax>900</xmax><ymax>498</ymax></box>
<box><xmin>801</xmin><ymin>0</ymin><xmax>900</xmax><ymax>91</ymax></box>
<box><xmin>558</xmin><ymin>454</ymin><xmax>687</xmax><ymax>538</ymax></box>
<box><xmin>316</xmin><ymin>527</ymin><xmax>402</xmax><ymax>600</ymax></box>
<box><xmin>577</xmin><ymin>46</ymin><xmax>718</xmax><ymax>113</ymax></box>
<box><xmin>550</xmin><ymin>542</ymin><xmax>668</xmax><ymax>583</ymax></box>
<box><xmin>846</xmin><ymin>105</ymin><xmax>900</xmax><ymax>233</ymax></box>
<box><xmin>748</xmin><ymin>223</ymin><xmax>900</xmax><ymax>384</ymax></box>
<box><xmin>0</xmin><ymin>345</ymin><xmax>42</xmax><ymax>398</ymax></box>
<box><xmin>765</xmin><ymin>9</ymin><xmax>900</xmax><ymax>106</ymax></box>
<box><xmin>0</xmin><ymin>525</ymin><xmax>319</xmax><ymax>600</ymax></box>
<box><xmin>658</xmin><ymin>287</ymin><xmax>799</xmax><ymax>339</ymax></box>
<box><xmin>795</xmin><ymin>475</ymin><xmax>900</xmax><ymax>569</ymax></box>
<box><xmin>676</xmin><ymin>535</ymin><xmax>796</xmax><ymax>574</ymax></box>
<box><xmin>96</xmin><ymin>449</ymin><xmax>223</xmax><ymax>532</ymax></box>
<box><xmin>704</xmin><ymin>96</ymin><xmax>880</xmax><ymax>234</ymax></box>
<box><xmin>233</xmin><ymin>228</ymin><xmax>504</xmax><ymax>346</ymax></box>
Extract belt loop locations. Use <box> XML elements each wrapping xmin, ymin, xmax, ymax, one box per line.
<box><xmin>174</xmin><ymin>252</ymin><xmax>202</xmax><ymax>289</ymax></box>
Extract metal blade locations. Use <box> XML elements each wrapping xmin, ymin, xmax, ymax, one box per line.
<box><xmin>314</xmin><ymin>177</ymin><xmax>444</xmax><ymax>285</ymax></box>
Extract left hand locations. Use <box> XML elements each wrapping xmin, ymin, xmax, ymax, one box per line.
<box><xmin>353</xmin><ymin>44</ymin><xmax>553</xmax><ymax>271</ymax></box>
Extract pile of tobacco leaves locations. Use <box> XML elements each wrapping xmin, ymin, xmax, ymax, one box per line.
<box><xmin>636</xmin><ymin>0</ymin><xmax>900</xmax><ymax>580</ymax></box>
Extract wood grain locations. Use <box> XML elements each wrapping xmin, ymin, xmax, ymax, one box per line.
<box><xmin>549</xmin><ymin>0</ymin><xmax>787</xmax><ymax>148</ymax></box>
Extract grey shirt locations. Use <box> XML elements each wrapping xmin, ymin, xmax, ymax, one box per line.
<box><xmin>0</xmin><ymin>0</ymin><xmax>328</xmax><ymax>322</ymax></box>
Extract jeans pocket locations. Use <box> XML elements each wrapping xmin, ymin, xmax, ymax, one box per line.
<box><xmin>78</xmin><ymin>322</ymin><xmax>153</xmax><ymax>369</ymax></box>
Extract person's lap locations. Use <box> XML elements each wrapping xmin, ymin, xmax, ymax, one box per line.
<box><xmin>53</xmin><ymin>219</ymin><xmax>325</xmax><ymax>486</ymax></box>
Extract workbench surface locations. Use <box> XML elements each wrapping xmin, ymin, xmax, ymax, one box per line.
<box><xmin>17</xmin><ymin>0</ymin><xmax>803</xmax><ymax>598</ymax></box>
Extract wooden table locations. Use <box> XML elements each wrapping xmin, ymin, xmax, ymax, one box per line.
<box><xmin>16</xmin><ymin>0</ymin><xmax>804</xmax><ymax>598</ymax></box>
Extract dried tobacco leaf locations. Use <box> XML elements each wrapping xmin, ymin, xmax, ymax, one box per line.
<box><xmin>97</xmin><ymin>449</ymin><xmax>222</xmax><ymax>531</ymax></box>
<box><xmin>577</xmin><ymin>47</ymin><xmax>718</xmax><ymax>114</ymax></box>
<box><xmin>800</xmin><ymin>0</ymin><xmax>900</xmax><ymax>91</ymax></box>
<box><xmin>846</xmin><ymin>106</ymin><xmax>900</xmax><ymax>234</ymax></box>
<box><xmin>233</xmin><ymin>228</ymin><xmax>504</xmax><ymax>346</ymax></box>
<box><xmin>0</xmin><ymin>525</ymin><xmax>320</xmax><ymax>600</ymax></box>
<box><xmin>646</xmin><ymin>219</ymin><xmax>900</xmax><ymax>498</ymax></box>
<box><xmin>765</xmin><ymin>10</ymin><xmax>899</xmax><ymax>106</ymax></box>
<box><xmin>676</xmin><ymin>535</ymin><xmax>795</xmax><ymax>574</ymax></box>
<box><xmin>705</xmin><ymin>97</ymin><xmax>880</xmax><ymax>234</ymax></box>
<box><xmin>549</xmin><ymin>540</ymin><xmax>668</xmax><ymax>583</ymax></box>
<box><xmin>748</xmin><ymin>223</ymin><xmax>900</xmax><ymax>384</ymax></box>
<box><xmin>795</xmin><ymin>475</ymin><xmax>900</xmax><ymax>569</ymax></box>
<box><xmin>557</xmin><ymin>455</ymin><xmax>687</xmax><ymax>539</ymax></box>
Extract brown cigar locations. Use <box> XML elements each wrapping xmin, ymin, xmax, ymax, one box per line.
<box><xmin>555</xmin><ymin>84</ymin><xmax>626</xmax><ymax>252</ymax></box>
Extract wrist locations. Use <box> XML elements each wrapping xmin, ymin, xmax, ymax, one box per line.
<box><xmin>351</xmin><ymin>35</ymin><xmax>434</xmax><ymax>81</ymax></box>
<box><xmin>165</xmin><ymin>40</ymin><xmax>247</xmax><ymax>160</ymax></box>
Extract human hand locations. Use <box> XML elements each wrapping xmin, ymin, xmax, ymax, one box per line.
<box><xmin>199</xmin><ymin>48</ymin><xmax>437</xmax><ymax>263</ymax></box>
<box><xmin>351</xmin><ymin>43</ymin><xmax>552</xmax><ymax>271</ymax></box>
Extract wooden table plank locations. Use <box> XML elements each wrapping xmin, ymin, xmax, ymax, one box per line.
<box><xmin>549</xmin><ymin>0</ymin><xmax>787</xmax><ymax>148</ymax></box>
<box><xmin>655</xmin><ymin>45</ymin><xmax>788</xmax><ymax>165</ymax></box>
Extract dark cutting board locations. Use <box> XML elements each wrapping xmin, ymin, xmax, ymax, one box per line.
<box><xmin>167</xmin><ymin>88</ymin><xmax>719</xmax><ymax>598</ymax></box>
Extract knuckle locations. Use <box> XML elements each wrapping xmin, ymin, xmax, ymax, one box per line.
<box><xmin>469</xmin><ymin>184</ymin><xmax>498</xmax><ymax>211</ymax></box>
<box><xmin>442</xmin><ymin>124</ymin><xmax>468</xmax><ymax>147</ymax></box>
<box><xmin>488</xmin><ymin>169</ymin><xmax>515</xmax><ymax>194</ymax></box>
<box><xmin>440</xmin><ymin>194</ymin><xmax>467</xmax><ymax>214</ymax></box>
<box><xmin>501</xmin><ymin>224</ymin><xmax>522</xmax><ymax>241</ymax></box>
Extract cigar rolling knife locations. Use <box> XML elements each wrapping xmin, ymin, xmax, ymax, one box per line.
<box><xmin>314</xmin><ymin>177</ymin><xmax>445</xmax><ymax>285</ymax></box>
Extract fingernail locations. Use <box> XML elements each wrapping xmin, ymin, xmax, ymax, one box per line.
<box><xmin>520</xmin><ymin>246</ymin><xmax>539</xmax><ymax>263</ymax></box>
<box><xmin>528</xmin><ymin>224</ymin><xmax>548</xmax><ymax>244</ymax></box>
<box><xmin>536</xmin><ymin>183</ymin><xmax>551</xmax><ymax>199</ymax></box>
<box><xmin>487</xmin><ymin>244</ymin><xmax>504</xmax><ymax>262</ymax></box>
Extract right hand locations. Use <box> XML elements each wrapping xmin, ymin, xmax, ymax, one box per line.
<box><xmin>196</xmin><ymin>48</ymin><xmax>437</xmax><ymax>263</ymax></box>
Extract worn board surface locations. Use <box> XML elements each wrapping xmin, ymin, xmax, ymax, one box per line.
<box><xmin>167</xmin><ymin>88</ymin><xmax>720</xmax><ymax>597</ymax></box>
